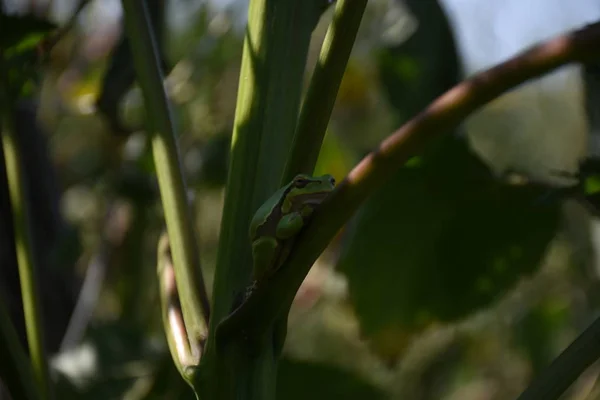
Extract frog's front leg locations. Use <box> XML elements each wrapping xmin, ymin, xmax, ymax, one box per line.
<box><xmin>275</xmin><ymin>212</ymin><xmax>304</xmax><ymax>240</ymax></box>
<box><xmin>252</xmin><ymin>236</ymin><xmax>280</xmax><ymax>281</ymax></box>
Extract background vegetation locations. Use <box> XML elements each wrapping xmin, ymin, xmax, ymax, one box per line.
<box><xmin>2</xmin><ymin>0</ymin><xmax>600</xmax><ymax>399</ymax></box>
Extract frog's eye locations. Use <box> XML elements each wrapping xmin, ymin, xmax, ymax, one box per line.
<box><xmin>294</xmin><ymin>177</ymin><xmax>311</xmax><ymax>188</ymax></box>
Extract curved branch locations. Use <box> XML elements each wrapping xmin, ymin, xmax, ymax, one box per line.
<box><xmin>157</xmin><ymin>233</ymin><xmax>202</xmax><ymax>388</ymax></box>
<box><xmin>217</xmin><ymin>21</ymin><xmax>600</xmax><ymax>342</ymax></box>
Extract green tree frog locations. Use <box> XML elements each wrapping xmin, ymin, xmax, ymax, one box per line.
<box><xmin>249</xmin><ymin>174</ymin><xmax>336</xmax><ymax>282</ymax></box>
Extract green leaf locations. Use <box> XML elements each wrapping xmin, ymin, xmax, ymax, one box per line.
<box><xmin>337</xmin><ymin>135</ymin><xmax>560</xmax><ymax>358</ymax></box>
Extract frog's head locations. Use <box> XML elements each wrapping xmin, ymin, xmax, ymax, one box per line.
<box><xmin>282</xmin><ymin>174</ymin><xmax>336</xmax><ymax>213</ymax></box>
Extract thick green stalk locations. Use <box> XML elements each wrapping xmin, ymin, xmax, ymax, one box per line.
<box><xmin>284</xmin><ymin>0</ymin><xmax>368</xmax><ymax>180</ymax></box>
<box><xmin>120</xmin><ymin>0</ymin><xmax>209</xmax><ymax>346</ymax></box>
<box><xmin>206</xmin><ymin>0</ymin><xmax>329</xmax><ymax>335</ymax></box>
<box><xmin>0</xmin><ymin>57</ymin><xmax>52</xmax><ymax>400</ymax></box>
<box><xmin>199</xmin><ymin>0</ymin><xmax>326</xmax><ymax>398</ymax></box>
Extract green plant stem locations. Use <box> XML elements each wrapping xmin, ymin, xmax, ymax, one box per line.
<box><xmin>284</xmin><ymin>0</ymin><xmax>368</xmax><ymax>180</ymax></box>
<box><xmin>120</xmin><ymin>0</ymin><xmax>209</xmax><ymax>341</ymax></box>
<box><xmin>205</xmin><ymin>1</ymin><xmax>332</xmax><ymax>341</ymax></box>
<box><xmin>273</xmin><ymin>0</ymin><xmax>367</xmax><ymax>357</ymax></box>
<box><xmin>218</xmin><ymin>21</ymin><xmax>600</xmax><ymax>342</ymax></box>
<box><xmin>515</xmin><ymin>315</ymin><xmax>600</xmax><ymax>400</ymax></box>
<box><xmin>199</xmin><ymin>0</ymin><xmax>326</xmax><ymax>397</ymax></box>
<box><xmin>0</xmin><ymin>57</ymin><xmax>52</xmax><ymax>400</ymax></box>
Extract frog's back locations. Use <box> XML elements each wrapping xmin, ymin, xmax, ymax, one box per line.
<box><xmin>249</xmin><ymin>186</ymin><xmax>287</xmax><ymax>238</ymax></box>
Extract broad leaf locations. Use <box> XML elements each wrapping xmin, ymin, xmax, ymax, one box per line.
<box><xmin>339</xmin><ymin>0</ymin><xmax>560</xmax><ymax>359</ymax></box>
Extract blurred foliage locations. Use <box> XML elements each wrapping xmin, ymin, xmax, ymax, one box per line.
<box><xmin>314</xmin><ymin>131</ymin><xmax>355</xmax><ymax>183</ymax></box>
<box><xmin>1</xmin><ymin>0</ymin><xmax>599</xmax><ymax>399</ymax></box>
<box><xmin>376</xmin><ymin>0</ymin><xmax>459</xmax><ymax>122</ymax></box>
<box><xmin>0</xmin><ymin>13</ymin><xmax>56</xmax><ymax>50</ymax></box>
<box><xmin>514</xmin><ymin>297</ymin><xmax>571</xmax><ymax>374</ymax></box>
<box><xmin>338</xmin><ymin>133</ymin><xmax>560</xmax><ymax>359</ymax></box>
<box><xmin>96</xmin><ymin>0</ymin><xmax>168</xmax><ymax>135</ymax></box>
<box><xmin>0</xmin><ymin>4</ymin><xmax>80</xmax><ymax>361</ymax></box>
<box><xmin>0</xmin><ymin>12</ymin><xmax>56</xmax><ymax>97</ymax></box>
<box><xmin>52</xmin><ymin>321</ymin><xmax>196</xmax><ymax>400</ymax></box>
<box><xmin>276</xmin><ymin>358</ymin><xmax>386</xmax><ymax>400</ymax></box>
